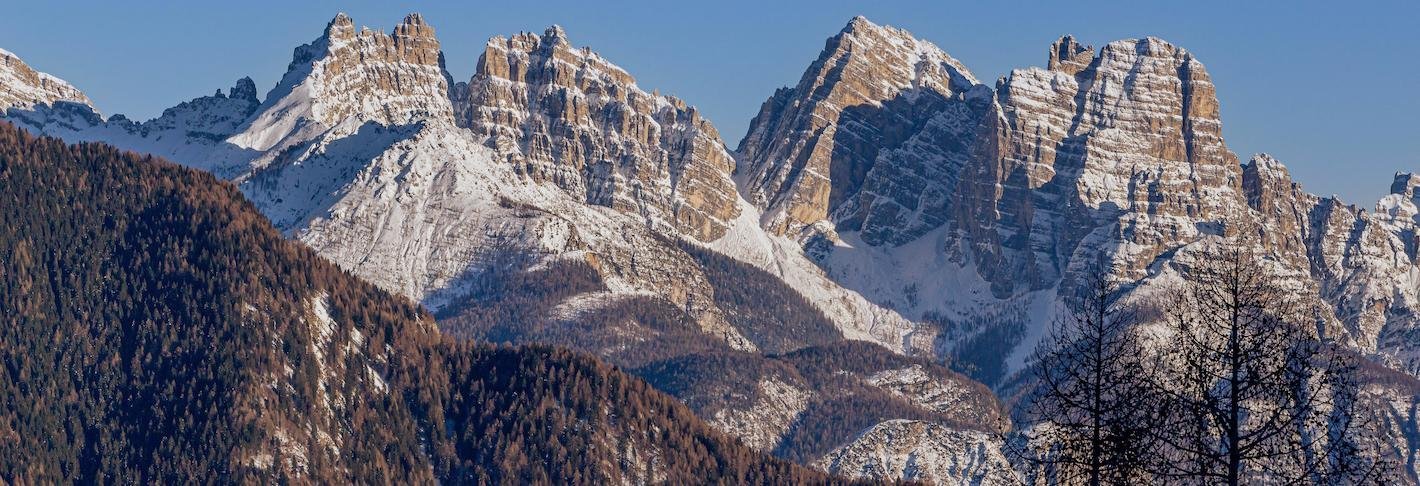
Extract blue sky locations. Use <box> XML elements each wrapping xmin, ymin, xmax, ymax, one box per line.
<box><xmin>2</xmin><ymin>0</ymin><xmax>1414</xmax><ymax>204</ymax></box>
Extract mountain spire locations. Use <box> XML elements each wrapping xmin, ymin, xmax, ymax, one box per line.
<box><xmin>1047</xmin><ymin>35</ymin><xmax>1093</xmax><ymax>74</ymax></box>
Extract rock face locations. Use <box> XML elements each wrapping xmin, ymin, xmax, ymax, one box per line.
<box><xmin>453</xmin><ymin>26</ymin><xmax>740</xmax><ymax>241</ymax></box>
<box><xmin>967</xmin><ymin>36</ymin><xmax>1242</xmax><ymax>294</ymax></box>
<box><xmin>267</xmin><ymin>12</ymin><xmax>451</xmax><ymax>130</ymax></box>
<box><xmin>816</xmin><ymin>420</ymin><xmax>1016</xmax><ymax>484</ymax></box>
<box><xmin>734</xmin><ymin>25</ymin><xmax>1259</xmax><ymax>385</ymax></box>
<box><xmin>734</xmin><ymin>22</ymin><xmax>1420</xmax><ymax>481</ymax></box>
<box><xmin>737</xmin><ymin>22</ymin><xmax>1420</xmax><ymax>380</ymax></box>
<box><xmin>0</xmin><ymin>14</ymin><xmax>973</xmax><ymax>481</ymax></box>
<box><xmin>227</xmin><ymin>12</ymin><xmax>453</xmax><ymax>176</ymax></box>
<box><xmin>0</xmin><ymin>47</ymin><xmax>89</xmax><ymax>111</ymax></box>
<box><xmin>736</xmin><ymin>17</ymin><xmax>989</xmax><ymax>241</ymax></box>
<box><xmin>7</xmin><ymin>11</ymin><xmax>1420</xmax><ymax>483</ymax></box>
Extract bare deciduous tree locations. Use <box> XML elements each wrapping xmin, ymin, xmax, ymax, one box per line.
<box><xmin>1152</xmin><ymin>241</ymin><xmax>1391</xmax><ymax>485</ymax></box>
<box><xmin>1023</xmin><ymin>264</ymin><xmax>1161</xmax><ymax>485</ymax></box>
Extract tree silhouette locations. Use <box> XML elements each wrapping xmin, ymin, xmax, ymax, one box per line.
<box><xmin>1022</xmin><ymin>264</ymin><xmax>1160</xmax><ymax>485</ymax></box>
<box><xmin>1152</xmin><ymin>240</ymin><xmax>1392</xmax><ymax>484</ymax></box>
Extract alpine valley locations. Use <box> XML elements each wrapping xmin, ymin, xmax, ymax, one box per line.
<box><xmin>1</xmin><ymin>12</ymin><xmax>1417</xmax><ymax>484</ymax></box>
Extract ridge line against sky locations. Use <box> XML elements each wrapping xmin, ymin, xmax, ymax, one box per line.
<box><xmin>1</xmin><ymin>0</ymin><xmax>1414</xmax><ymax>204</ymax></box>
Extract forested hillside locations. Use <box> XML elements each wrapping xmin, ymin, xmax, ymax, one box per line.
<box><xmin>0</xmin><ymin>122</ymin><xmax>832</xmax><ymax>484</ymax></box>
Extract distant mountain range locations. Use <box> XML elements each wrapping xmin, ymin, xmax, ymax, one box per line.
<box><xmin>1</xmin><ymin>12</ymin><xmax>1416</xmax><ymax>483</ymax></box>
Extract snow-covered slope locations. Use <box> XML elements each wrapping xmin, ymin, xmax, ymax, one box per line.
<box><xmin>7</xmin><ymin>11</ymin><xmax>1418</xmax><ymax>483</ymax></box>
<box><xmin>817</xmin><ymin>420</ymin><xmax>1016</xmax><ymax>484</ymax></box>
<box><xmin>734</xmin><ymin>21</ymin><xmax>1420</xmax><ymax>482</ymax></box>
<box><xmin>0</xmin><ymin>14</ymin><xmax>993</xmax><ymax>482</ymax></box>
<box><xmin>0</xmin><ymin>47</ymin><xmax>89</xmax><ymax>111</ymax></box>
<box><xmin>737</xmin><ymin>22</ymin><xmax>1420</xmax><ymax>386</ymax></box>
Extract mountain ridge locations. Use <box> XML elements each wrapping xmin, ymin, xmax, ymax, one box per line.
<box><xmin>2</xmin><ymin>12</ymin><xmax>1417</xmax><ymax>483</ymax></box>
<box><xmin>0</xmin><ymin>121</ymin><xmax>834</xmax><ymax>483</ymax></box>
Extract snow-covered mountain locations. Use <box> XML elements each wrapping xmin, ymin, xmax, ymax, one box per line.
<box><xmin>0</xmin><ymin>13</ymin><xmax>1007</xmax><ymax>484</ymax></box>
<box><xmin>737</xmin><ymin>16</ymin><xmax>991</xmax><ymax>244</ymax></box>
<box><xmin>453</xmin><ymin>25</ymin><xmax>743</xmax><ymax>242</ymax></box>
<box><xmin>734</xmin><ymin>18</ymin><xmax>1420</xmax><ymax>481</ymax></box>
<box><xmin>3</xmin><ymin>12</ymin><xmax>1417</xmax><ymax>484</ymax></box>
<box><xmin>0</xmin><ymin>47</ymin><xmax>89</xmax><ymax>111</ymax></box>
<box><xmin>736</xmin><ymin>21</ymin><xmax>1420</xmax><ymax>383</ymax></box>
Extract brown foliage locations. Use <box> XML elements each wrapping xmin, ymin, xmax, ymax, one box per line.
<box><xmin>0</xmin><ymin>122</ymin><xmax>833</xmax><ymax>484</ymax></box>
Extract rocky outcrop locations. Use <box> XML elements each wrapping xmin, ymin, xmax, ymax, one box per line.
<box><xmin>8</xmin><ymin>11</ymin><xmax>1419</xmax><ymax>483</ymax></box>
<box><xmin>0</xmin><ymin>47</ymin><xmax>89</xmax><ymax>111</ymax></box>
<box><xmin>228</xmin><ymin>12</ymin><xmax>453</xmax><ymax>170</ymax></box>
<box><xmin>136</xmin><ymin>77</ymin><xmax>261</xmax><ymax>140</ymax></box>
<box><xmin>735</xmin><ymin>21</ymin><xmax>1420</xmax><ymax>420</ymax></box>
<box><xmin>1237</xmin><ymin>157</ymin><xmax>1420</xmax><ymax>372</ymax></box>
<box><xmin>736</xmin><ymin>16</ymin><xmax>988</xmax><ymax>241</ymax></box>
<box><xmin>1045</xmin><ymin>35</ymin><xmax>1092</xmax><ymax>75</ymax></box>
<box><xmin>707</xmin><ymin>376</ymin><xmax>812</xmax><ymax>451</ymax></box>
<box><xmin>962</xmin><ymin>36</ymin><xmax>1243</xmax><ymax>295</ymax></box>
<box><xmin>816</xmin><ymin>420</ymin><xmax>1018</xmax><ymax>484</ymax></box>
<box><xmin>453</xmin><ymin>26</ymin><xmax>740</xmax><ymax>241</ymax></box>
<box><xmin>278</xmin><ymin>13</ymin><xmax>450</xmax><ymax>128</ymax></box>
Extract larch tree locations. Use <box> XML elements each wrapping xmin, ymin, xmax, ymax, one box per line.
<box><xmin>1152</xmin><ymin>240</ymin><xmax>1390</xmax><ymax>485</ymax></box>
<box><xmin>1025</xmin><ymin>263</ymin><xmax>1161</xmax><ymax>485</ymax></box>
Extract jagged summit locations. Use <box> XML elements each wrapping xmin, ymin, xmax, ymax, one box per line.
<box><xmin>454</xmin><ymin>24</ymin><xmax>742</xmax><ymax>241</ymax></box>
<box><xmin>227</xmin><ymin>76</ymin><xmax>259</xmax><ymax>103</ymax></box>
<box><xmin>0</xmin><ymin>46</ymin><xmax>92</xmax><ymax>112</ymax></box>
<box><xmin>736</xmin><ymin>16</ymin><xmax>987</xmax><ymax>238</ymax></box>
<box><xmin>323</xmin><ymin>12</ymin><xmax>355</xmax><ymax>39</ymax></box>
<box><xmin>831</xmin><ymin>16</ymin><xmax>979</xmax><ymax>86</ymax></box>
<box><xmin>1047</xmin><ymin>34</ymin><xmax>1093</xmax><ymax>74</ymax></box>
<box><xmin>839</xmin><ymin>15</ymin><xmax>879</xmax><ymax>34</ymax></box>
<box><xmin>1392</xmin><ymin>172</ymin><xmax>1420</xmax><ymax>196</ymax></box>
<box><xmin>1244</xmin><ymin>153</ymin><xmax>1294</xmax><ymax>175</ymax></box>
<box><xmin>231</xmin><ymin>12</ymin><xmax>453</xmax><ymax>157</ymax></box>
<box><xmin>544</xmin><ymin>24</ymin><xmax>569</xmax><ymax>42</ymax></box>
<box><xmin>4</xmin><ymin>13</ymin><xmax>1419</xmax><ymax>483</ymax></box>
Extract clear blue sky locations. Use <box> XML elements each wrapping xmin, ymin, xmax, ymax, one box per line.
<box><xmin>3</xmin><ymin>0</ymin><xmax>1415</xmax><ymax>204</ymax></box>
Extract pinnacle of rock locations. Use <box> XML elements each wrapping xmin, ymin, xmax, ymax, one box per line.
<box><xmin>229</xmin><ymin>77</ymin><xmax>258</xmax><ymax>103</ymax></box>
<box><xmin>1047</xmin><ymin>35</ymin><xmax>1093</xmax><ymax>74</ymax></box>
<box><xmin>1392</xmin><ymin>172</ymin><xmax>1420</xmax><ymax>197</ymax></box>
<box><xmin>326</xmin><ymin>12</ymin><xmax>355</xmax><ymax>39</ymax></box>
<box><xmin>543</xmin><ymin>24</ymin><xmax>569</xmax><ymax>45</ymax></box>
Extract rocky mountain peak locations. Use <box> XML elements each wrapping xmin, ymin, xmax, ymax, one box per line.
<box><xmin>325</xmin><ymin>12</ymin><xmax>356</xmax><ymax>39</ymax></box>
<box><xmin>840</xmin><ymin>15</ymin><xmax>877</xmax><ymax>34</ymax></box>
<box><xmin>543</xmin><ymin>24</ymin><xmax>570</xmax><ymax>44</ymax></box>
<box><xmin>1241</xmin><ymin>153</ymin><xmax>1307</xmax><ymax>217</ymax></box>
<box><xmin>1382</xmin><ymin>172</ymin><xmax>1420</xmax><ymax>222</ymax></box>
<box><xmin>964</xmin><ymin>33</ymin><xmax>1239</xmax><ymax>293</ymax></box>
<box><xmin>1243</xmin><ymin>153</ymin><xmax>1292</xmax><ymax>182</ymax></box>
<box><xmin>228</xmin><ymin>76</ymin><xmax>259</xmax><ymax>103</ymax></box>
<box><xmin>830</xmin><ymin>16</ymin><xmax>979</xmax><ymax>89</ymax></box>
<box><xmin>1047</xmin><ymin>35</ymin><xmax>1093</xmax><ymax>75</ymax></box>
<box><xmin>391</xmin><ymin>13</ymin><xmax>440</xmax><ymax>65</ymax></box>
<box><xmin>455</xmin><ymin>25</ymin><xmax>741</xmax><ymax>241</ymax></box>
<box><xmin>736</xmin><ymin>17</ymin><xmax>986</xmax><ymax>239</ymax></box>
<box><xmin>0</xmin><ymin>47</ymin><xmax>92</xmax><ymax>112</ymax></box>
<box><xmin>304</xmin><ymin>11</ymin><xmax>448</xmax><ymax>118</ymax></box>
<box><xmin>230</xmin><ymin>12</ymin><xmax>453</xmax><ymax>154</ymax></box>
<box><xmin>1392</xmin><ymin>172</ymin><xmax>1420</xmax><ymax>198</ymax></box>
